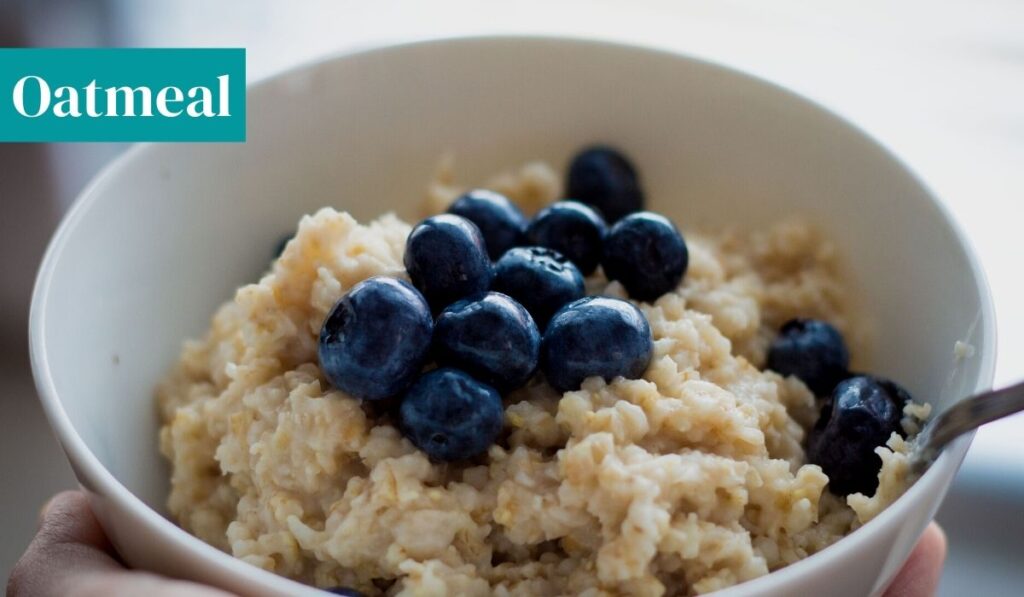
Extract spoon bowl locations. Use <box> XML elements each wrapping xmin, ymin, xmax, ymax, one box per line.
<box><xmin>911</xmin><ymin>380</ymin><xmax>1024</xmax><ymax>473</ymax></box>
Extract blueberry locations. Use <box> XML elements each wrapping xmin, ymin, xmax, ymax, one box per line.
<box><xmin>318</xmin><ymin>277</ymin><xmax>433</xmax><ymax>401</ymax></box>
<box><xmin>808</xmin><ymin>375</ymin><xmax>911</xmax><ymax>495</ymax></box>
<box><xmin>838</xmin><ymin>371</ymin><xmax>914</xmax><ymax>409</ymax></box>
<box><xmin>448</xmin><ymin>189</ymin><xmax>528</xmax><ymax>260</ymax></box>
<box><xmin>273</xmin><ymin>233</ymin><xmax>293</xmax><ymax>259</ymax></box>
<box><xmin>358</xmin><ymin>392</ymin><xmax>404</xmax><ymax>423</ymax></box>
<box><xmin>525</xmin><ymin>201</ymin><xmax>607</xmax><ymax>275</ymax></box>
<box><xmin>492</xmin><ymin>247</ymin><xmax>585</xmax><ymax>329</ymax></box>
<box><xmin>767</xmin><ymin>319</ymin><xmax>850</xmax><ymax>396</ymax></box>
<box><xmin>399</xmin><ymin>368</ymin><xmax>505</xmax><ymax>461</ymax></box>
<box><xmin>404</xmin><ymin>214</ymin><xmax>494</xmax><ymax>313</ymax></box>
<box><xmin>434</xmin><ymin>292</ymin><xmax>541</xmax><ymax>391</ymax></box>
<box><xmin>323</xmin><ymin>588</ymin><xmax>364</xmax><ymax>597</ymax></box>
<box><xmin>602</xmin><ymin>212</ymin><xmax>688</xmax><ymax>301</ymax></box>
<box><xmin>541</xmin><ymin>296</ymin><xmax>653</xmax><ymax>393</ymax></box>
<box><xmin>566</xmin><ymin>145</ymin><xmax>644</xmax><ymax>223</ymax></box>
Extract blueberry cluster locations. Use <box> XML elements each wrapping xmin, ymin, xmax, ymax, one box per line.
<box><xmin>313</xmin><ymin>145</ymin><xmax>911</xmax><ymax>496</ymax></box>
<box><xmin>766</xmin><ymin>318</ymin><xmax>916</xmax><ymax>496</ymax></box>
<box><xmin>316</xmin><ymin>146</ymin><xmax>695</xmax><ymax>463</ymax></box>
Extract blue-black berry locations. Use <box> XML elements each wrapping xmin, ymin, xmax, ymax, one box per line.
<box><xmin>273</xmin><ymin>233</ymin><xmax>293</xmax><ymax>259</ymax></box>
<box><xmin>434</xmin><ymin>292</ymin><xmax>540</xmax><ymax>391</ymax></box>
<box><xmin>566</xmin><ymin>145</ymin><xmax>644</xmax><ymax>223</ymax></box>
<box><xmin>448</xmin><ymin>189</ymin><xmax>528</xmax><ymax>260</ymax></box>
<box><xmin>602</xmin><ymin>211</ymin><xmax>688</xmax><ymax>301</ymax></box>
<box><xmin>404</xmin><ymin>214</ymin><xmax>494</xmax><ymax>313</ymax></box>
<box><xmin>525</xmin><ymin>201</ymin><xmax>607</xmax><ymax>275</ymax></box>
<box><xmin>541</xmin><ymin>296</ymin><xmax>653</xmax><ymax>393</ymax></box>
<box><xmin>808</xmin><ymin>375</ymin><xmax>910</xmax><ymax>496</ymax></box>
<box><xmin>767</xmin><ymin>319</ymin><xmax>850</xmax><ymax>396</ymax></box>
<box><xmin>399</xmin><ymin>368</ymin><xmax>505</xmax><ymax>461</ymax></box>
<box><xmin>318</xmin><ymin>277</ymin><xmax>433</xmax><ymax>401</ymax></box>
<box><xmin>492</xmin><ymin>247</ymin><xmax>585</xmax><ymax>329</ymax></box>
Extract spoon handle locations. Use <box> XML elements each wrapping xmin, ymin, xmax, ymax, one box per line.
<box><xmin>912</xmin><ymin>380</ymin><xmax>1024</xmax><ymax>470</ymax></box>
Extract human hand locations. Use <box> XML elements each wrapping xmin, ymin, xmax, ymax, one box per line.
<box><xmin>7</xmin><ymin>490</ymin><xmax>947</xmax><ymax>597</ymax></box>
<box><xmin>6</xmin><ymin>491</ymin><xmax>234</xmax><ymax>597</ymax></box>
<box><xmin>883</xmin><ymin>522</ymin><xmax>947</xmax><ymax>597</ymax></box>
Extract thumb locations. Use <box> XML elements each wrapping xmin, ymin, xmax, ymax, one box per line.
<box><xmin>8</xmin><ymin>491</ymin><xmax>124</xmax><ymax>596</ymax></box>
<box><xmin>35</xmin><ymin>490</ymin><xmax>118</xmax><ymax>554</ymax></box>
<box><xmin>8</xmin><ymin>490</ymin><xmax>234</xmax><ymax>597</ymax></box>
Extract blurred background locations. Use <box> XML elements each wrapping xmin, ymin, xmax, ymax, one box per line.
<box><xmin>1</xmin><ymin>0</ymin><xmax>1022</xmax><ymax>594</ymax></box>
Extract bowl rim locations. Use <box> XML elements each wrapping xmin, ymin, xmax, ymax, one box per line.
<box><xmin>28</xmin><ymin>33</ymin><xmax>998</xmax><ymax>596</ymax></box>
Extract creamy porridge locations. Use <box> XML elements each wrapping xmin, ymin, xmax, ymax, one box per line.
<box><xmin>158</xmin><ymin>157</ymin><xmax>927</xmax><ymax>596</ymax></box>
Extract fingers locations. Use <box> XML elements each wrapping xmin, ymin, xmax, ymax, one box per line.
<box><xmin>883</xmin><ymin>522</ymin><xmax>948</xmax><ymax>597</ymax></box>
<box><xmin>8</xmin><ymin>491</ymin><xmax>124</xmax><ymax>596</ymax></box>
<box><xmin>36</xmin><ymin>491</ymin><xmax>116</xmax><ymax>553</ymax></box>
<box><xmin>8</xmin><ymin>491</ymin><xmax>235</xmax><ymax>597</ymax></box>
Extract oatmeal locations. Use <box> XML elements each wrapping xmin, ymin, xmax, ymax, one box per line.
<box><xmin>158</xmin><ymin>159</ymin><xmax>923</xmax><ymax>596</ymax></box>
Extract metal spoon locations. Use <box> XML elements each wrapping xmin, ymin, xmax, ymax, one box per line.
<box><xmin>910</xmin><ymin>380</ymin><xmax>1024</xmax><ymax>474</ymax></box>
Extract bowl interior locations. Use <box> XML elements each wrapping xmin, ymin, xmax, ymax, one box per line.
<box><xmin>33</xmin><ymin>35</ymin><xmax>993</xmax><ymax>579</ymax></box>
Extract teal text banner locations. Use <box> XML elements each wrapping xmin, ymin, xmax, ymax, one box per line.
<box><xmin>0</xmin><ymin>48</ymin><xmax>245</xmax><ymax>142</ymax></box>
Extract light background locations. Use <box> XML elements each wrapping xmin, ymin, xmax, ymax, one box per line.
<box><xmin>1</xmin><ymin>1</ymin><xmax>1021</xmax><ymax>594</ymax></box>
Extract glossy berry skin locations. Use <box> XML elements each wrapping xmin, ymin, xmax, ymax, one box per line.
<box><xmin>525</xmin><ymin>201</ymin><xmax>607</xmax><ymax>275</ymax></box>
<box><xmin>808</xmin><ymin>375</ymin><xmax>911</xmax><ymax>496</ymax></box>
<box><xmin>602</xmin><ymin>212</ymin><xmax>689</xmax><ymax>301</ymax></box>
<box><xmin>492</xmin><ymin>247</ymin><xmax>585</xmax><ymax>329</ymax></box>
<box><xmin>323</xmin><ymin>588</ymin><xmax>364</xmax><ymax>597</ymax></box>
<box><xmin>766</xmin><ymin>319</ymin><xmax>850</xmax><ymax>396</ymax></box>
<box><xmin>434</xmin><ymin>292</ymin><xmax>541</xmax><ymax>391</ymax></box>
<box><xmin>448</xmin><ymin>189</ymin><xmax>528</xmax><ymax>260</ymax></box>
<box><xmin>541</xmin><ymin>296</ymin><xmax>653</xmax><ymax>393</ymax></box>
<box><xmin>318</xmin><ymin>277</ymin><xmax>433</xmax><ymax>401</ymax></box>
<box><xmin>404</xmin><ymin>214</ymin><xmax>494</xmax><ymax>313</ymax></box>
<box><xmin>399</xmin><ymin>368</ymin><xmax>505</xmax><ymax>461</ymax></box>
<box><xmin>566</xmin><ymin>145</ymin><xmax>644</xmax><ymax>223</ymax></box>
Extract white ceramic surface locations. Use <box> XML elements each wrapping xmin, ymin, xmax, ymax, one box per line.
<box><xmin>29</xmin><ymin>36</ymin><xmax>996</xmax><ymax>597</ymax></box>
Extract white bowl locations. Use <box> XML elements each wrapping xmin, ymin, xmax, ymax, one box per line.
<box><xmin>30</xmin><ymin>36</ymin><xmax>996</xmax><ymax>596</ymax></box>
